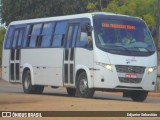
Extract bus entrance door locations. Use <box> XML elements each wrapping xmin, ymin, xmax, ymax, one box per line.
<box><xmin>64</xmin><ymin>23</ymin><xmax>79</xmax><ymax>86</ymax></box>
<box><xmin>10</xmin><ymin>27</ymin><xmax>25</xmax><ymax>83</ymax></box>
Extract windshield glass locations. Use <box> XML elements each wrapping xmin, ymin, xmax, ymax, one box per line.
<box><xmin>93</xmin><ymin>18</ymin><xmax>156</xmax><ymax>56</ymax></box>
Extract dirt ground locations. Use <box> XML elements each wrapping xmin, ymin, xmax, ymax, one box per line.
<box><xmin>0</xmin><ymin>69</ymin><xmax>160</xmax><ymax>120</ymax></box>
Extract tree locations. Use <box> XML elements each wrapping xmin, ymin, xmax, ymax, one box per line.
<box><xmin>62</xmin><ymin>0</ymin><xmax>89</xmax><ymax>15</ymax></box>
<box><xmin>0</xmin><ymin>0</ymin><xmax>65</xmax><ymax>25</ymax></box>
<box><xmin>87</xmin><ymin>0</ymin><xmax>157</xmax><ymax>28</ymax></box>
<box><xmin>0</xmin><ymin>27</ymin><xmax>6</xmax><ymax>64</ymax></box>
<box><xmin>0</xmin><ymin>0</ymin><xmax>90</xmax><ymax>25</ymax></box>
<box><xmin>87</xmin><ymin>0</ymin><xmax>112</xmax><ymax>12</ymax></box>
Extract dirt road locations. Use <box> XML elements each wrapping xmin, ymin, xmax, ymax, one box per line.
<box><xmin>0</xmin><ymin>78</ymin><xmax>160</xmax><ymax>120</ymax></box>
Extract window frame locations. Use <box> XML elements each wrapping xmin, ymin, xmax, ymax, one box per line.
<box><xmin>41</xmin><ymin>22</ymin><xmax>55</xmax><ymax>48</ymax></box>
<box><xmin>52</xmin><ymin>21</ymin><xmax>68</xmax><ymax>48</ymax></box>
<box><xmin>76</xmin><ymin>20</ymin><xmax>93</xmax><ymax>49</ymax></box>
<box><xmin>28</xmin><ymin>23</ymin><xmax>43</xmax><ymax>48</ymax></box>
<box><xmin>13</xmin><ymin>18</ymin><xmax>91</xmax><ymax>50</ymax></box>
<box><xmin>23</xmin><ymin>20</ymin><xmax>68</xmax><ymax>49</ymax></box>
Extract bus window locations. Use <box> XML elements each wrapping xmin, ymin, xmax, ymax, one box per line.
<box><xmin>41</xmin><ymin>22</ymin><xmax>55</xmax><ymax>48</ymax></box>
<box><xmin>12</xmin><ymin>30</ymin><xmax>19</xmax><ymax>48</ymax></box>
<box><xmin>66</xmin><ymin>25</ymin><xmax>74</xmax><ymax>48</ymax></box>
<box><xmin>22</xmin><ymin>25</ymin><xmax>30</xmax><ymax>48</ymax></box>
<box><xmin>17</xmin><ymin>29</ymin><xmax>24</xmax><ymax>48</ymax></box>
<box><xmin>76</xmin><ymin>23</ymin><xmax>93</xmax><ymax>48</ymax></box>
<box><xmin>71</xmin><ymin>25</ymin><xmax>79</xmax><ymax>48</ymax></box>
<box><xmin>52</xmin><ymin>21</ymin><xmax>67</xmax><ymax>47</ymax></box>
<box><xmin>5</xmin><ymin>26</ymin><xmax>14</xmax><ymax>49</ymax></box>
<box><xmin>29</xmin><ymin>24</ymin><xmax>42</xmax><ymax>48</ymax></box>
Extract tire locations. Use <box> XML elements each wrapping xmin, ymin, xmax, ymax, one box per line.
<box><xmin>66</xmin><ymin>88</ymin><xmax>76</xmax><ymax>97</ymax></box>
<box><xmin>76</xmin><ymin>72</ymin><xmax>95</xmax><ymax>98</ymax></box>
<box><xmin>22</xmin><ymin>70</ymin><xmax>44</xmax><ymax>94</ymax></box>
<box><xmin>130</xmin><ymin>90</ymin><xmax>148</xmax><ymax>102</ymax></box>
<box><xmin>34</xmin><ymin>85</ymin><xmax>44</xmax><ymax>94</ymax></box>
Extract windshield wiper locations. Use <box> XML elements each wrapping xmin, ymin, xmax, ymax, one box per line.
<box><xmin>108</xmin><ymin>45</ymin><xmax>131</xmax><ymax>52</ymax></box>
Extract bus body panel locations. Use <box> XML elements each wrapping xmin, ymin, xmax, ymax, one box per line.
<box><xmin>21</xmin><ymin>48</ymin><xmax>64</xmax><ymax>86</ymax></box>
<box><xmin>75</xmin><ymin>48</ymin><xmax>94</xmax><ymax>88</ymax></box>
<box><xmin>107</xmin><ymin>52</ymin><xmax>157</xmax><ymax>67</ymax></box>
<box><xmin>93</xmin><ymin>47</ymin><xmax>157</xmax><ymax>91</ymax></box>
<box><xmin>2</xmin><ymin>50</ymin><xmax>10</xmax><ymax>82</ymax></box>
<box><xmin>2</xmin><ymin>27</ymin><xmax>11</xmax><ymax>82</ymax></box>
<box><xmin>21</xmin><ymin>63</ymin><xmax>35</xmax><ymax>84</ymax></box>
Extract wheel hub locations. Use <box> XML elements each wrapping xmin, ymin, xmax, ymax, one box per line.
<box><xmin>79</xmin><ymin>78</ymin><xmax>88</xmax><ymax>94</ymax></box>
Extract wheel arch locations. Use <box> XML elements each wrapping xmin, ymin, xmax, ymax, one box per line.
<box><xmin>22</xmin><ymin>63</ymin><xmax>35</xmax><ymax>85</ymax></box>
<box><xmin>75</xmin><ymin>65</ymin><xmax>94</xmax><ymax>88</ymax></box>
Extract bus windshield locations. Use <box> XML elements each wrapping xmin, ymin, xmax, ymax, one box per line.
<box><xmin>93</xmin><ymin>18</ymin><xmax>156</xmax><ymax>56</ymax></box>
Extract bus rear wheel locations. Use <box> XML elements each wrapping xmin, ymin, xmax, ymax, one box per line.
<box><xmin>130</xmin><ymin>90</ymin><xmax>148</xmax><ymax>102</ymax></box>
<box><xmin>66</xmin><ymin>88</ymin><xmax>76</xmax><ymax>97</ymax></box>
<box><xmin>76</xmin><ymin>72</ymin><xmax>95</xmax><ymax>98</ymax></box>
<box><xmin>22</xmin><ymin>70</ymin><xmax>44</xmax><ymax>94</ymax></box>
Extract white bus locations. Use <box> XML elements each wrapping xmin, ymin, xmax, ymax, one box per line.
<box><xmin>2</xmin><ymin>12</ymin><xmax>157</xmax><ymax>101</ymax></box>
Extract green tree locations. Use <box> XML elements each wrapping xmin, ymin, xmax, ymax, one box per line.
<box><xmin>0</xmin><ymin>0</ymin><xmax>90</xmax><ymax>25</ymax></box>
<box><xmin>87</xmin><ymin>0</ymin><xmax>157</xmax><ymax>28</ymax></box>
<box><xmin>0</xmin><ymin>0</ymin><xmax>65</xmax><ymax>25</ymax></box>
<box><xmin>0</xmin><ymin>27</ymin><xmax>6</xmax><ymax>64</ymax></box>
<box><xmin>62</xmin><ymin>0</ymin><xmax>89</xmax><ymax>15</ymax></box>
<box><xmin>87</xmin><ymin>0</ymin><xmax>112</xmax><ymax>12</ymax></box>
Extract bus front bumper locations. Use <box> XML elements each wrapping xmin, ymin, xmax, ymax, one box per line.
<box><xmin>93</xmin><ymin>65</ymin><xmax>157</xmax><ymax>91</ymax></box>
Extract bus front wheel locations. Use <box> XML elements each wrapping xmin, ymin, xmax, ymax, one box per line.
<box><xmin>76</xmin><ymin>72</ymin><xmax>95</xmax><ymax>98</ymax></box>
<box><xmin>130</xmin><ymin>90</ymin><xmax>148</xmax><ymax>102</ymax></box>
<box><xmin>22</xmin><ymin>70</ymin><xmax>44</xmax><ymax>94</ymax></box>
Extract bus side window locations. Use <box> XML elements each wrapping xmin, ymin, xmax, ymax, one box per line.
<box><xmin>76</xmin><ymin>23</ymin><xmax>93</xmax><ymax>49</ymax></box>
<box><xmin>52</xmin><ymin>21</ymin><xmax>67</xmax><ymax>47</ymax></box>
<box><xmin>5</xmin><ymin>26</ymin><xmax>14</xmax><ymax>49</ymax></box>
<box><xmin>28</xmin><ymin>24</ymin><xmax>42</xmax><ymax>48</ymax></box>
<box><xmin>12</xmin><ymin>30</ymin><xmax>19</xmax><ymax>48</ymax></box>
<box><xmin>23</xmin><ymin>25</ymin><xmax>30</xmax><ymax>48</ymax></box>
<box><xmin>41</xmin><ymin>22</ymin><xmax>55</xmax><ymax>48</ymax></box>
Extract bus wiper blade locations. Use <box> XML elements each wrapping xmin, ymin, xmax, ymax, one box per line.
<box><xmin>110</xmin><ymin>45</ymin><xmax>131</xmax><ymax>52</ymax></box>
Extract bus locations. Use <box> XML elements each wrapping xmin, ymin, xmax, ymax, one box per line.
<box><xmin>2</xmin><ymin>12</ymin><xmax>157</xmax><ymax>101</ymax></box>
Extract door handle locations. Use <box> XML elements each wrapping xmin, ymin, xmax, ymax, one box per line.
<box><xmin>37</xmin><ymin>67</ymin><xmax>40</xmax><ymax>69</ymax></box>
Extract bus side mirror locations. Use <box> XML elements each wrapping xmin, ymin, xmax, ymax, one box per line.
<box><xmin>81</xmin><ymin>24</ymin><xmax>93</xmax><ymax>33</ymax></box>
<box><xmin>85</xmin><ymin>24</ymin><xmax>93</xmax><ymax>33</ymax></box>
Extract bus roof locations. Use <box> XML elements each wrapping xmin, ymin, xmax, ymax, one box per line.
<box><xmin>9</xmin><ymin>12</ymin><xmax>141</xmax><ymax>25</ymax></box>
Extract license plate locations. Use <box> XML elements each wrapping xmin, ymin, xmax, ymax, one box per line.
<box><xmin>125</xmin><ymin>73</ymin><xmax>137</xmax><ymax>78</ymax></box>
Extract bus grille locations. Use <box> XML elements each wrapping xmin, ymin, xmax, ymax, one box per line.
<box><xmin>115</xmin><ymin>65</ymin><xmax>145</xmax><ymax>74</ymax></box>
<box><xmin>119</xmin><ymin>77</ymin><xmax>142</xmax><ymax>84</ymax></box>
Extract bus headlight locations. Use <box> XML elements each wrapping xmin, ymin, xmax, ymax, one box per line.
<box><xmin>96</xmin><ymin>62</ymin><xmax>112</xmax><ymax>71</ymax></box>
<box><xmin>148</xmin><ymin>67</ymin><xmax>157</xmax><ymax>73</ymax></box>
<box><xmin>105</xmin><ymin>64</ymin><xmax>112</xmax><ymax>71</ymax></box>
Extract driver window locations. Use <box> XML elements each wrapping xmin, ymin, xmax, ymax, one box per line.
<box><xmin>80</xmin><ymin>30</ymin><xmax>88</xmax><ymax>42</ymax></box>
<box><xmin>77</xmin><ymin>23</ymin><xmax>93</xmax><ymax>48</ymax></box>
